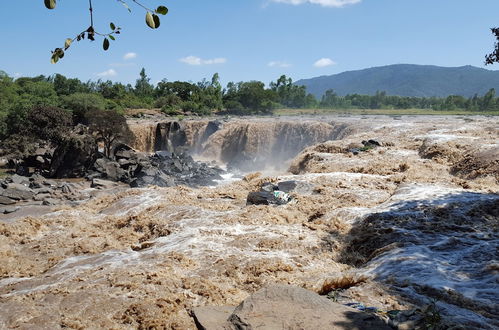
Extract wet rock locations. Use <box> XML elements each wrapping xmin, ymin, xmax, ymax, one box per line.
<box><xmin>104</xmin><ymin>161</ymin><xmax>126</xmax><ymax>182</ymax></box>
<box><xmin>155</xmin><ymin>150</ymin><xmax>173</xmax><ymax>160</ymax></box>
<box><xmin>131</xmin><ymin>166</ymin><xmax>175</xmax><ymax>188</ymax></box>
<box><xmin>362</xmin><ymin>139</ymin><xmax>381</xmax><ymax>148</ymax></box>
<box><xmin>10</xmin><ymin>174</ymin><xmax>30</xmax><ymax>185</ymax></box>
<box><xmin>117</xmin><ymin>158</ymin><xmax>132</xmax><ymax>167</ymax></box>
<box><xmin>192</xmin><ymin>285</ymin><xmax>391</xmax><ymax>330</ymax></box>
<box><xmin>91</xmin><ymin>178</ymin><xmax>119</xmax><ymax>189</ymax></box>
<box><xmin>192</xmin><ymin>306</ymin><xmax>235</xmax><ymax>330</ymax></box>
<box><xmin>1</xmin><ymin>206</ymin><xmax>20</xmax><ymax>214</ymax></box>
<box><xmin>348</xmin><ymin>148</ymin><xmax>361</xmax><ymax>155</ymax></box>
<box><xmin>42</xmin><ymin>198</ymin><xmax>62</xmax><ymax>206</ymax></box>
<box><xmin>1</xmin><ymin>185</ymin><xmax>35</xmax><ymax>201</ymax></box>
<box><xmin>34</xmin><ymin>187</ymin><xmax>53</xmax><ymax>194</ymax></box>
<box><xmin>247</xmin><ymin>191</ymin><xmax>276</xmax><ymax>205</ymax></box>
<box><xmin>0</xmin><ymin>196</ymin><xmax>16</xmax><ymax>205</ymax></box>
<box><xmin>261</xmin><ymin>182</ymin><xmax>278</xmax><ymax>192</ymax></box>
<box><xmin>277</xmin><ymin>180</ymin><xmax>297</xmax><ymax>192</ymax></box>
<box><xmin>246</xmin><ymin>191</ymin><xmax>291</xmax><ymax>206</ymax></box>
<box><xmin>15</xmin><ymin>165</ymin><xmax>29</xmax><ymax>176</ymax></box>
<box><xmin>114</xmin><ymin>144</ymin><xmax>133</xmax><ymax>160</ymax></box>
<box><xmin>34</xmin><ymin>193</ymin><xmax>52</xmax><ymax>202</ymax></box>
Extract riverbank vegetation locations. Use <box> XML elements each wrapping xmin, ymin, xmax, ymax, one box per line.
<box><xmin>1</xmin><ymin>68</ymin><xmax>499</xmax><ymax>141</ymax></box>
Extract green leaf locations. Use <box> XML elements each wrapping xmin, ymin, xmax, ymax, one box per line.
<box><xmin>110</xmin><ymin>22</ymin><xmax>116</xmax><ymax>30</ymax></box>
<box><xmin>155</xmin><ymin>6</ymin><xmax>168</xmax><ymax>15</ymax></box>
<box><xmin>145</xmin><ymin>12</ymin><xmax>156</xmax><ymax>29</ymax></box>
<box><xmin>153</xmin><ymin>14</ymin><xmax>161</xmax><ymax>28</ymax></box>
<box><xmin>51</xmin><ymin>48</ymin><xmax>64</xmax><ymax>64</ymax></box>
<box><xmin>103</xmin><ymin>38</ymin><xmax>110</xmax><ymax>51</ymax></box>
<box><xmin>109</xmin><ymin>35</ymin><xmax>116</xmax><ymax>41</ymax></box>
<box><xmin>44</xmin><ymin>0</ymin><xmax>56</xmax><ymax>9</ymax></box>
<box><xmin>64</xmin><ymin>38</ymin><xmax>72</xmax><ymax>49</ymax></box>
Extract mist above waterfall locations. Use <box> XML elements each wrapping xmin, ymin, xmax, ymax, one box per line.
<box><xmin>128</xmin><ymin>117</ymin><xmax>362</xmax><ymax>172</ymax></box>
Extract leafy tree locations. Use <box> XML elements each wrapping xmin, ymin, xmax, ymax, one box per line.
<box><xmin>97</xmin><ymin>80</ymin><xmax>127</xmax><ymax>100</ymax></box>
<box><xmin>135</xmin><ymin>68</ymin><xmax>154</xmax><ymax>98</ymax></box>
<box><xmin>155</xmin><ymin>80</ymin><xmax>200</xmax><ymax>101</ymax></box>
<box><xmin>25</xmin><ymin>106</ymin><xmax>73</xmax><ymax>143</ymax></box>
<box><xmin>60</xmin><ymin>92</ymin><xmax>107</xmax><ymax>123</ymax></box>
<box><xmin>44</xmin><ymin>0</ymin><xmax>169</xmax><ymax>63</ymax></box>
<box><xmin>480</xmin><ymin>88</ymin><xmax>496</xmax><ymax>110</ymax></box>
<box><xmin>270</xmin><ymin>75</ymin><xmax>308</xmax><ymax>108</ymax></box>
<box><xmin>2</xmin><ymin>106</ymin><xmax>73</xmax><ymax>158</ymax></box>
<box><xmin>52</xmin><ymin>74</ymin><xmax>89</xmax><ymax>96</ymax></box>
<box><xmin>225</xmin><ymin>81</ymin><xmax>277</xmax><ymax>114</ymax></box>
<box><xmin>85</xmin><ymin>109</ymin><xmax>133</xmax><ymax>158</ymax></box>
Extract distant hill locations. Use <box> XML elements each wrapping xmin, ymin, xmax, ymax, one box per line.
<box><xmin>296</xmin><ymin>64</ymin><xmax>499</xmax><ymax>98</ymax></box>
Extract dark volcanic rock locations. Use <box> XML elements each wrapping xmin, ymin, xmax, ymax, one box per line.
<box><xmin>246</xmin><ymin>191</ymin><xmax>280</xmax><ymax>205</ymax></box>
<box><xmin>277</xmin><ymin>180</ymin><xmax>297</xmax><ymax>192</ymax></box>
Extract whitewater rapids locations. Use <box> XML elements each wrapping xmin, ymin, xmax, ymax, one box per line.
<box><xmin>0</xmin><ymin>115</ymin><xmax>498</xmax><ymax>329</ymax></box>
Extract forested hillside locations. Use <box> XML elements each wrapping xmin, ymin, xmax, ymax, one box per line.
<box><xmin>296</xmin><ymin>64</ymin><xmax>499</xmax><ymax>98</ymax></box>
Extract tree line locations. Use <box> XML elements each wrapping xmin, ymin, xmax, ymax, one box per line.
<box><xmin>318</xmin><ymin>89</ymin><xmax>499</xmax><ymax>111</ymax></box>
<box><xmin>1</xmin><ymin>68</ymin><xmax>498</xmax><ymax>140</ymax></box>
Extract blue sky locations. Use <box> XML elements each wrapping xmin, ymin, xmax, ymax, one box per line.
<box><xmin>1</xmin><ymin>0</ymin><xmax>498</xmax><ymax>86</ymax></box>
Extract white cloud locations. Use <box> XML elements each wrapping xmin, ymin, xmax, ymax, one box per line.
<box><xmin>268</xmin><ymin>61</ymin><xmax>291</xmax><ymax>68</ymax></box>
<box><xmin>271</xmin><ymin>0</ymin><xmax>360</xmax><ymax>7</ymax></box>
<box><xmin>96</xmin><ymin>69</ymin><xmax>117</xmax><ymax>77</ymax></box>
<box><xmin>313</xmin><ymin>58</ymin><xmax>336</xmax><ymax>68</ymax></box>
<box><xmin>179</xmin><ymin>56</ymin><xmax>227</xmax><ymax>66</ymax></box>
<box><xmin>123</xmin><ymin>52</ymin><xmax>137</xmax><ymax>60</ymax></box>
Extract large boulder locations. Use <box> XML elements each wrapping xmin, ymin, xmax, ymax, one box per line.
<box><xmin>192</xmin><ymin>285</ymin><xmax>391</xmax><ymax>330</ymax></box>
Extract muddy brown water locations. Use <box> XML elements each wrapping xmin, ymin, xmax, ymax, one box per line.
<box><xmin>0</xmin><ymin>115</ymin><xmax>498</xmax><ymax>329</ymax></box>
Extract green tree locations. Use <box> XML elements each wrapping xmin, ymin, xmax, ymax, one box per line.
<box><xmin>2</xmin><ymin>106</ymin><xmax>73</xmax><ymax>158</ymax></box>
<box><xmin>52</xmin><ymin>74</ymin><xmax>89</xmax><ymax>96</ymax></box>
<box><xmin>480</xmin><ymin>88</ymin><xmax>496</xmax><ymax>111</ymax></box>
<box><xmin>60</xmin><ymin>92</ymin><xmax>107</xmax><ymax>123</ymax></box>
<box><xmin>85</xmin><ymin>109</ymin><xmax>133</xmax><ymax>158</ymax></box>
<box><xmin>270</xmin><ymin>75</ymin><xmax>308</xmax><ymax>108</ymax></box>
<box><xmin>135</xmin><ymin>68</ymin><xmax>154</xmax><ymax>99</ymax></box>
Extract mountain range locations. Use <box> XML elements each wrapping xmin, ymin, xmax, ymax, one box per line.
<box><xmin>295</xmin><ymin>64</ymin><xmax>499</xmax><ymax>98</ymax></box>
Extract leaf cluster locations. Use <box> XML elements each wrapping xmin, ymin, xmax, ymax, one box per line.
<box><xmin>485</xmin><ymin>28</ymin><xmax>499</xmax><ymax>65</ymax></box>
<box><xmin>45</xmin><ymin>0</ymin><xmax>168</xmax><ymax>63</ymax></box>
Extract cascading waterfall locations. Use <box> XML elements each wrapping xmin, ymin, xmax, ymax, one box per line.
<box><xmin>128</xmin><ymin>118</ymin><xmax>360</xmax><ymax>171</ymax></box>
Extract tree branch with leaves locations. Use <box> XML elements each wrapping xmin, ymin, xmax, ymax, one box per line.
<box><xmin>44</xmin><ymin>0</ymin><xmax>168</xmax><ymax>64</ymax></box>
<box><xmin>485</xmin><ymin>28</ymin><xmax>499</xmax><ymax>65</ymax></box>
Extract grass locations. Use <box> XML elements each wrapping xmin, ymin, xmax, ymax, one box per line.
<box><xmin>273</xmin><ymin>108</ymin><xmax>499</xmax><ymax>116</ymax></box>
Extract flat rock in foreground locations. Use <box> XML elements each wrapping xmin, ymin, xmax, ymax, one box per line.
<box><xmin>192</xmin><ymin>285</ymin><xmax>391</xmax><ymax>330</ymax></box>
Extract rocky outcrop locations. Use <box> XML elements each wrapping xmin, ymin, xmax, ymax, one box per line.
<box><xmin>192</xmin><ymin>285</ymin><xmax>391</xmax><ymax>330</ymax></box>
<box><xmin>0</xmin><ymin>174</ymin><xmax>94</xmax><ymax>214</ymax></box>
<box><xmin>89</xmin><ymin>148</ymin><xmax>224</xmax><ymax>188</ymax></box>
